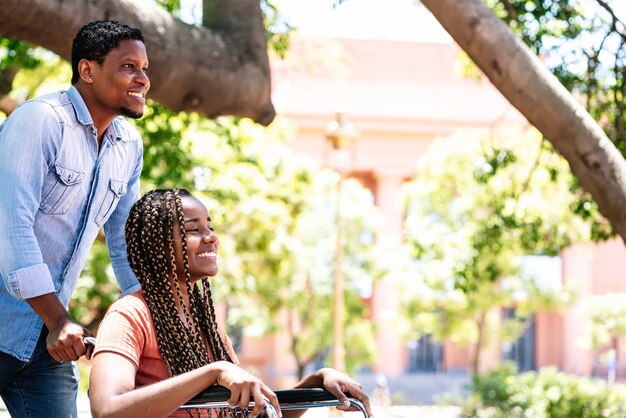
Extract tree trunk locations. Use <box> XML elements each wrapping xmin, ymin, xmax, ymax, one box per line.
<box><xmin>0</xmin><ymin>0</ymin><xmax>275</xmax><ymax>125</ymax></box>
<box><xmin>472</xmin><ymin>312</ymin><xmax>486</xmax><ymax>375</ymax></box>
<box><xmin>296</xmin><ymin>363</ymin><xmax>305</xmax><ymax>381</ymax></box>
<box><xmin>422</xmin><ymin>0</ymin><xmax>626</xmax><ymax>243</ymax></box>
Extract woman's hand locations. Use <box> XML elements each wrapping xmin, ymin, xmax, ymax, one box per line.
<box><xmin>212</xmin><ymin>361</ymin><xmax>281</xmax><ymax>418</ymax></box>
<box><xmin>305</xmin><ymin>368</ymin><xmax>373</xmax><ymax>418</ymax></box>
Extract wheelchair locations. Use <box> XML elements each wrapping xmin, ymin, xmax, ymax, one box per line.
<box><xmin>180</xmin><ymin>385</ymin><xmax>369</xmax><ymax>417</ymax></box>
<box><xmin>84</xmin><ymin>337</ymin><xmax>367</xmax><ymax>417</ymax></box>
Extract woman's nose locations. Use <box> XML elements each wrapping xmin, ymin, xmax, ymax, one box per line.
<box><xmin>201</xmin><ymin>232</ymin><xmax>215</xmax><ymax>243</ymax></box>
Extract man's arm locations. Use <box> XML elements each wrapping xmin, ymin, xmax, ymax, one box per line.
<box><xmin>0</xmin><ymin>101</ymin><xmax>91</xmax><ymax>360</ymax></box>
<box><xmin>103</xmin><ymin>138</ymin><xmax>143</xmax><ymax>294</ymax></box>
<box><xmin>0</xmin><ymin>101</ymin><xmax>56</xmax><ymax>300</ymax></box>
<box><xmin>27</xmin><ymin>293</ymin><xmax>94</xmax><ymax>361</ymax></box>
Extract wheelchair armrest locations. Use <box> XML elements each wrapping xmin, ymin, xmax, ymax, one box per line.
<box><xmin>183</xmin><ymin>386</ymin><xmax>368</xmax><ymax>417</ymax></box>
<box><xmin>186</xmin><ymin>386</ymin><xmax>337</xmax><ymax>406</ymax></box>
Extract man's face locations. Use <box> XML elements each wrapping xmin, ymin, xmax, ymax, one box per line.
<box><xmin>90</xmin><ymin>39</ymin><xmax>150</xmax><ymax>119</ymax></box>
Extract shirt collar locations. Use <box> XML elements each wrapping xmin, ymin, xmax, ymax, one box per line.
<box><xmin>67</xmin><ymin>86</ymin><xmax>124</xmax><ymax>143</ymax></box>
<box><xmin>67</xmin><ymin>85</ymin><xmax>94</xmax><ymax>127</ymax></box>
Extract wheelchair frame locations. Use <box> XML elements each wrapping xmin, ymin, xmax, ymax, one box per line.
<box><xmin>181</xmin><ymin>386</ymin><xmax>368</xmax><ymax>417</ymax></box>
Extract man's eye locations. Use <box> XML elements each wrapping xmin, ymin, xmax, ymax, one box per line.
<box><xmin>123</xmin><ymin>63</ymin><xmax>134</xmax><ymax>69</ymax></box>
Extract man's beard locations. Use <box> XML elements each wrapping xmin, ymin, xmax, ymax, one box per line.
<box><xmin>118</xmin><ymin>106</ymin><xmax>144</xmax><ymax>119</ymax></box>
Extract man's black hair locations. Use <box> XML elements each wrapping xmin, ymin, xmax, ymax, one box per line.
<box><xmin>71</xmin><ymin>20</ymin><xmax>144</xmax><ymax>84</ymax></box>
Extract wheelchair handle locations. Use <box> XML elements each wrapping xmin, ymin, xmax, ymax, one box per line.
<box><xmin>183</xmin><ymin>386</ymin><xmax>368</xmax><ymax>417</ymax></box>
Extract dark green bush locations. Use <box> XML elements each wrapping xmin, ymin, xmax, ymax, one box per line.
<box><xmin>461</xmin><ymin>362</ymin><xmax>626</xmax><ymax>418</ymax></box>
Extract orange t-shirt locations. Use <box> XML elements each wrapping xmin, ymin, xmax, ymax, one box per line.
<box><xmin>94</xmin><ymin>290</ymin><xmax>239</xmax><ymax>418</ymax></box>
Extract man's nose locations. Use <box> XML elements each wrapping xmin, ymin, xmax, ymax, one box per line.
<box><xmin>137</xmin><ymin>70</ymin><xmax>150</xmax><ymax>89</ymax></box>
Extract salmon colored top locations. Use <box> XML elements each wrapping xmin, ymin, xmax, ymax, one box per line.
<box><xmin>94</xmin><ymin>290</ymin><xmax>239</xmax><ymax>417</ymax></box>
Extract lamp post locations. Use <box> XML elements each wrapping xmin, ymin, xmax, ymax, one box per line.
<box><xmin>325</xmin><ymin>111</ymin><xmax>358</xmax><ymax>373</ymax></box>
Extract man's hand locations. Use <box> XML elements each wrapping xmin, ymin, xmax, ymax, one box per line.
<box><xmin>46</xmin><ymin>318</ymin><xmax>94</xmax><ymax>362</ymax></box>
<box><xmin>26</xmin><ymin>292</ymin><xmax>94</xmax><ymax>361</ymax></box>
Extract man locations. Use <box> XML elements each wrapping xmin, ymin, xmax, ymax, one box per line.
<box><xmin>0</xmin><ymin>20</ymin><xmax>150</xmax><ymax>417</ymax></box>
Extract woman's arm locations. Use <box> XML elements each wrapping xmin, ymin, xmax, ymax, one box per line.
<box><xmin>89</xmin><ymin>353</ymin><xmax>280</xmax><ymax>418</ymax></box>
<box><xmin>282</xmin><ymin>368</ymin><xmax>373</xmax><ymax>418</ymax></box>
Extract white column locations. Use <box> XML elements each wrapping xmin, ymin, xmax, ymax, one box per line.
<box><xmin>372</xmin><ymin>171</ymin><xmax>406</xmax><ymax>376</ymax></box>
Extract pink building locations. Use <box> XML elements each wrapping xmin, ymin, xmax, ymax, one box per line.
<box><xmin>234</xmin><ymin>34</ymin><xmax>626</xmax><ymax>394</ymax></box>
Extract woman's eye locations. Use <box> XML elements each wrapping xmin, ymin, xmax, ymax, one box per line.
<box><xmin>185</xmin><ymin>228</ymin><xmax>200</xmax><ymax>233</ymax></box>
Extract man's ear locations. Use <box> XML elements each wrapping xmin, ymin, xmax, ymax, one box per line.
<box><xmin>78</xmin><ymin>59</ymin><xmax>95</xmax><ymax>84</ymax></box>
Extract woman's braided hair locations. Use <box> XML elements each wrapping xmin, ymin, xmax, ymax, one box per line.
<box><xmin>125</xmin><ymin>189</ymin><xmax>233</xmax><ymax>379</ymax></box>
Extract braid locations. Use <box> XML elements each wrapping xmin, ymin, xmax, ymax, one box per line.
<box><xmin>127</xmin><ymin>189</ymin><xmax>238</xmax><ymax>418</ymax></box>
<box><xmin>198</xmin><ymin>278</ymin><xmax>233</xmax><ymax>363</ymax></box>
<box><xmin>126</xmin><ymin>190</ymin><xmax>234</xmax><ymax>372</ymax></box>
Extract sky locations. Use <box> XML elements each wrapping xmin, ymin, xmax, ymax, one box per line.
<box><xmin>178</xmin><ymin>0</ymin><xmax>626</xmax><ymax>44</ymax></box>
<box><xmin>270</xmin><ymin>0</ymin><xmax>626</xmax><ymax>44</ymax></box>
<box><xmin>271</xmin><ymin>0</ymin><xmax>452</xmax><ymax>43</ymax></box>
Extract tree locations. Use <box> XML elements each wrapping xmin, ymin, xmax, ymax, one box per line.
<box><xmin>0</xmin><ymin>0</ymin><xmax>381</xmax><ymax>377</ymax></box>
<box><xmin>587</xmin><ymin>293</ymin><xmax>626</xmax><ymax>363</ymax></box>
<box><xmin>401</xmin><ymin>128</ymin><xmax>582</xmax><ymax>374</ymax></box>
<box><xmin>72</xmin><ymin>114</ymin><xmax>382</xmax><ymax>375</ymax></box>
<box><xmin>421</xmin><ymin>0</ymin><xmax>626</xmax><ymax>243</ymax></box>
<box><xmin>187</xmin><ymin>117</ymin><xmax>381</xmax><ymax>377</ymax></box>
<box><xmin>7</xmin><ymin>0</ymin><xmax>626</xmax><ymax>239</ymax></box>
<box><xmin>0</xmin><ymin>0</ymin><xmax>275</xmax><ymax>125</ymax></box>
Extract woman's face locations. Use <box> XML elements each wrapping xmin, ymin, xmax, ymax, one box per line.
<box><xmin>172</xmin><ymin>195</ymin><xmax>219</xmax><ymax>283</ymax></box>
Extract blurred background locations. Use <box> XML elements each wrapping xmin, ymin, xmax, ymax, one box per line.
<box><xmin>2</xmin><ymin>1</ymin><xmax>626</xmax><ymax>416</ymax></box>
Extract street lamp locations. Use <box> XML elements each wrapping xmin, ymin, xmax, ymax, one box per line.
<box><xmin>325</xmin><ymin>110</ymin><xmax>359</xmax><ymax>373</ymax></box>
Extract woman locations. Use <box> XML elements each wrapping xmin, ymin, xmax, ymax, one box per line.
<box><xmin>89</xmin><ymin>189</ymin><xmax>373</xmax><ymax>418</ymax></box>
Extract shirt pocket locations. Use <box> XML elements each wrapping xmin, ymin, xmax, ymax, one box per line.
<box><xmin>95</xmin><ymin>179</ymin><xmax>127</xmax><ymax>226</ymax></box>
<box><xmin>40</xmin><ymin>165</ymin><xmax>85</xmax><ymax>214</ymax></box>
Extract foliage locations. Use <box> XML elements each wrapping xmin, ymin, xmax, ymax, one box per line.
<box><xmin>262</xmin><ymin>0</ymin><xmax>294</xmax><ymax>59</ymax></box>
<box><xmin>460</xmin><ymin>362</ymin><xmax>626</xmax><ymax>417</ymax></box>
<box><xmin>186</xmin><ymin>116</ymin><xmax>382</xmax><ymax>374</ymax></box>
<box><xmin>586</xmin><ymin>293</ymin><xmax>626</xmax><ymax>351</ymax></box>
<box><xmin>155</xmin><ymin>0</ymin><xmax>293</xmax><ymax>59</ymax></box>
<box><xmin>0</xmin><ymin>39</ymin><xmax>69</xmax><ymax>110</ymax></box>
<box><xmin>0</xmin><ymin>0</ymin><xmax>378</xmax><ymax>375</ymax></box>
<box><xmin>401</xmin><ymin>128</ymin><xmax>586</xmax><ymax>373</ymax></box>
<box><xmin>155</xmin><ymin>0</ymin><xmax>181</xmax><ymax>15</ymax></box>
<box><xmin>68</xmin><ymin>241</ymin><xmax>119</xmax><ymax>330</ymax></box>
<box><xmin>132</xmin><ymin>101</ymin><xmax>196</xmax><ymax>190</ymax></box>
<box><xmin>482</xmin><ymin>0</ymin><xmax>626</xmax><ymax>240</ymax></box>
<box><xmin>404</xmin><ymin>128</ymin><xmax>588</xmax><ymax>289</ymax></box>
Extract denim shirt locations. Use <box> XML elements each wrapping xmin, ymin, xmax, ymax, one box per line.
<box><xmin>0</xmin><ymin>86</ymin><xmax>142</xmax><ymax>361</ymax></box>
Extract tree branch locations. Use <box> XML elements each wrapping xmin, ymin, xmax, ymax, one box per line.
<box><xmin>499</xmin><ymin>0</ymin><xmax>517</xmax><ymax>23</ymax></box>
<box><xmin>594</xmin><ymin>0</ymin><xmax>626</xmax><ymax>41</ymax></box>
<box><xmin>422</xmin><ymin>0</ymin><xmax>626</xmax><ymax>243</ymax></box>
<box><xmin>0</xmin><ymin>0</ymin><xmax>275</xmax><ymax>125</ymax></box>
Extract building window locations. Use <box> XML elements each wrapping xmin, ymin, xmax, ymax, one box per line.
<box><xmin>502</xmin><ymin>308</ymin><xmax>536</xmax><ymax>372</ymax></box>
<box><xmin>407</xmin><ymin>334</ymin><xmax>443</xmax><ymax>373</ymax></box>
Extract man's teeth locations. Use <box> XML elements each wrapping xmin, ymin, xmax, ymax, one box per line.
<box><xmin>197</xmin><ymin>252</ymin><xmax>216</xmax><ymax>258</ymax></box>
<box><xmin>128</xmin><ymin>92</ymin><xmax>144</xmax><ymax>97</ymax></box>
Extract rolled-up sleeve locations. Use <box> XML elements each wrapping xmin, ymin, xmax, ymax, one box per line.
<box><xmin>0</xmin><ymin>101</ymin><xmax>57</xmax><ymax>299</ymax></box>
<box><xmin>7</xmin><ymin>264</ymin><xmax>54</xmax><ymax>300</ymax></box>
<box><xmin>104</xmin><ymin>140</ymin><xmax>142</xmax><ymax>295</ymax></box>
